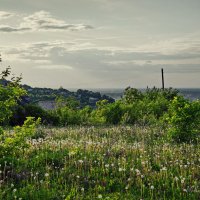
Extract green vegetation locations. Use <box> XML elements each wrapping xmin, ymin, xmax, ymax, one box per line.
<box><xmin>167</xmin><ymin>96</ymin><xmax>200</xmax><ymax>142</ymax></box>
<box><xmin>0</xmin><ymin>126</ymin><xmax>199</xmax><ymax>199</ymax></box>
<box><xmin>0</xmin><ymin>60</ymin><xmax>199</xmax><ymax>199</ymax></box>
<box><xmin>0</xmin><ymin>67</ymin><xmax>26</xmax><ymax>125</ymax></box>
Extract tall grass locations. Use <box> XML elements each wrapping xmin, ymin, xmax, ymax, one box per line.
<box><xmin>0</xmin><ymin>126</ymin><xmax>199</xmax><ymax>199</ymax></box>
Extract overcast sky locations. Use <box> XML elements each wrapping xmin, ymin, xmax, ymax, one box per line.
<box><xmin>0</xmin><ymin>0</ymin><xmax>200</xmax><ymax>89</ymax></box>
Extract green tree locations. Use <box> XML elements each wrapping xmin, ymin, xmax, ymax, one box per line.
<box><xmin>123</xmin><ymin>87</ymin><xmax>143</xmax><ymax>104</ymax></box>
<box><xmin>0</xmin><ymin>58</ymin><xmax>26</xmax><ymax>126</ymax></box>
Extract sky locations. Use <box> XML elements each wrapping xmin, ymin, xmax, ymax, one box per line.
<box><xmin>0</xmin><ymin>0</ymin><xmax>200</xmax><ymax>89</ymax></box>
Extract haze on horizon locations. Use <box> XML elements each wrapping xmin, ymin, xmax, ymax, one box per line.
<box><xmin>0</xmin><ymin>0</ymin><xmax>200</xmax><ymax>89</ymax></box>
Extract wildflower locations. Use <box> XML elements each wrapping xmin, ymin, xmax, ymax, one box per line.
<box><xmin>135</xmin><ymin>169</ymin><xmax>141</xmax><ymax>176</ymax></box>
<box><xmin>174</xmin><ymin>177</ymin><xmax>179</xmax><ymax>181</ymax></box>
<box><xmin>125</xmin><ymin>185</ymin><xmax>129</xmax><ymax>190</ymax></box>
<box><xmin>119</xmin><ymin>168</ymin><xmax>123</xmax><ymax>172</ymax></box>
<box><xmin>105</xmin><ymin>164</ymin><xmax>109</xmax><ymax>168</ymax></box>
<box><xmin>141</xmin><ymin>161</ymin><xmax>145</xmax><ymax>165</ymax></box>
<box><xmin>150</xmin><ymin>185</ymin><xmax>154</xmax><ymax>190</ymax></box>
<box><xmin>98</xmin><ymin>194</ymin><xmax>102</xmax><ymax>199</ymax></box>
<box><xmin>161</xmin><ymin>167</ymin><xmax>167</xmax><ymax>171</ymax></box>
<box><xmin>78</xmin><ymin>160</ymin><xmax>84</xmax><ymax>164</ymax></box>
<box><xmin>81</xmin><ymin>188</ymin><xmax>84</xmax><ymax>192</ymax></box>
<box><xmin>13</xmin><ymin>188</ymin><xmax>17</xmax><ymax>193</ymax></box>
<box><xmin>45</xmin><ymin>173</ymin><xmax>49</xmax><ymax>177</ymax></box>
<box><xmin>181</xmin><ymin>178</ymin><xmax>185</xmax><ymax>184</ymax></box>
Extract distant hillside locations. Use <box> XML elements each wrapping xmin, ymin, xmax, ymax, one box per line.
<box><xmin>23</xmin><ymin>84</ymin><xmax>115</xmax><ymax>109</ymax></box>
<box><xmin>0</xmin><ymin>79</ymin><xmax>115</xmax><ymax>109</ymax></box>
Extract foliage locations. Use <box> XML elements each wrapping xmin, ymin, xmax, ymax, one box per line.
<box><xmin>9</xmin><ymin>104</ymin><xmax>59</xmax><ymax>126</ymax></box>
<box><xmin>39</xmin><ymin>87</ymin><xmax>184</xmax><ymax>128</ymax></box>
<box><xmin>167</xmin><ymin>96</ymin><xmax>200</xmax><ymax>142</ymax></box>
<box><xmin>123</xmin><ymin>87</ymin><xmax>143</xmax><ymax>104</ymax></box>
<box><xmin>0</xmin><ymin>67</ymin><xmax>26</xmax><ymax>125</ymax></box>
<box><xmin>0</xmin><ymin>126</ymin><xmax>199</xmax><ymax>199</ymax></box>
<box><xmin>0</xmin><ymin>117</ymin><xmax>40</xmax><ymax>162</ymax></box>
<box><xmin>54</xmin><ymin>96</ymin><xmax>82</xmax><ymax>125</ymax></box>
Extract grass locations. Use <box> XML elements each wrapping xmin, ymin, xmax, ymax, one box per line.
<box><xmin>0</xmin><ymin>125</ymin><xmax>199</xmax><ymax>199</ymax></box>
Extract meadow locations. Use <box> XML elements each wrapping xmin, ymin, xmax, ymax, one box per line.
<box><xmin>0</xmin><ymin>67</ymin><xmax>199</xmax><ymax>199</ymax></box>
<box><xmin>0</xmin><ymin>125</ymin><xmax>199</xmax><ymax>200</ymax></box>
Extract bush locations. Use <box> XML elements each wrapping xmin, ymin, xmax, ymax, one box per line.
<box><xmin>10</xmin><ymin>104</ymin><xmax>59</xmax><ymax>126</ymax></box>
<box><xmin>167</xmin><ymin>96</ymin><xmax>200</xmax><ymax>142</ymax></box>
<box><xmin>0</xmin><ymin>117</ymin><xmax>40</xmax><ymax>165</ymax></box>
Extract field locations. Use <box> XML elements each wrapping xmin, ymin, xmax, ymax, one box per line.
<box><xmin>0</xmin><ymin>126</ymin><xmax>199</xmax><ymax>200</ymax></box>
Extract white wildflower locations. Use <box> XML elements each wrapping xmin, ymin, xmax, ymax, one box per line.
<box><xmin>13</xmin><ymin>188</ymin><xmax>17</xmax><ymax>193</ymax></box>
<box><xmin>98</xmin><ymin>194</ymin><xmax>102</xmax><ymax>199</ymax></box>
<box><xmin>174</xmin><ymin>177</ymin><xmax>179</xmax><ymax>181</ymax></box>
<box><xmin>105</xmin><ymin>164</ymin><xmax>109</xmax><ymax>168</ymax></box>
<box><xmin>78</xmin><ymin>160</ymin><xmax>84</xmax><ymax>164</ymax></box>
<box><xmin>150</xmin><ymin>185</ymin><xmax>154</xmax><ymax>190</ymax></box>
<box><xmin>119</xmin><ymin>168</ymin><xmax>123</xmax><ymax>172</ymax></box>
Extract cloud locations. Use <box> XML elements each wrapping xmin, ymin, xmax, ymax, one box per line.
<box><xmin>0</xmin><ymin>25</ymin><xmax>31</xmax><ymax>32</ymax></box>
<box><xmin>22</xmin><ymin>11</ymin><xmax>94</xmax><ymax>31</ymax></box>
<box><xmin>36</xmin><ymin>65</ymin><xmax>73</xmax><ymax>70</ymax></box>
<box><xmin>0</xmin><ymin>10</ymin><xmax>94</xmax><ymax>33</ymax></box>
<box><xmin>0</xmin><ymin>11</ymin><xmax>14</xmax><ymax>19</ymax></box>
<box><xmin>2</xmin><ymin>35</ymin><xmax>200</xmax><ymax>76</ymax></box>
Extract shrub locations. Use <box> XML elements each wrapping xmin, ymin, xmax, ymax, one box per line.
<box><xmin>167</xmin><ymin>96</ymin><xmax>200</xmax><ymax>142</ymax></box>
<box><xmin>0</xmin><ymin>117</ymin><xmax>41</xmax><ymax>173</ymax></box>
<box><xmin>10</xmin><ymin>104</ymin><xmax>59</xmax><ymax>126</ymax></box>
<box><xmin>0</xmin><ymin>117</ymin><xmax>41</xmax><ymax>158</ymax></box>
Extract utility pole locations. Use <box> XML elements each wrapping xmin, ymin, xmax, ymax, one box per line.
<box><xmin>161</xmin><ymin>68</ymin><xmax>164</xmax><ymax>90</ymax></box>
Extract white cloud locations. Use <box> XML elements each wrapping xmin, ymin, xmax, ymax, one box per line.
<box><xmin>0</xmin><ymin>10</ymin><xmax>94</xmax><ymax>33</ymax></box>
<box><xmin>0</xmin><ymin>11</ymin><xmax>14</xmax><ymax>19</ymax></box>
<box><xmin>0</xmin><ymin>25</ymin><xmax>31</xmax><ymax>32</ymax></box>
<box><xmin>36</xmin><ymin>65</ymin><xmax>73</xmax><ymax>70</ymax></box>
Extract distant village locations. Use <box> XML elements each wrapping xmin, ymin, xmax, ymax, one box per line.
<box><xmin>23</xmin><ymin>84</ymin><xmax>115</xmax><ymax>109</ymax></box>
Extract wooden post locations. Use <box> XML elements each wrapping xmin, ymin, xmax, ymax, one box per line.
<box><xmin>161</xmin><ymin>68</ymin><xmax>164</xmax><ymax>90</ymax></box>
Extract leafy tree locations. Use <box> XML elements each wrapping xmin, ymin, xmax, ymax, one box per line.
<box><xmin>0</xmin><ymin>58</ymin><xmax>26</xmax><ymax>126</ymax></box>
<box><xmin>123</xmin><ymin>87</ymin><xmax>143</xmax><ymax>104</ymax></box>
